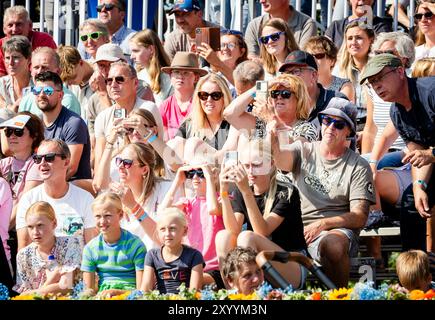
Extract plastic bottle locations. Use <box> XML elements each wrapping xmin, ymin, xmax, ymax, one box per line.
<box><xmin>46</xmin><ymin>254</ymin><xmax>58</xmax><ymax>271</ymax></box>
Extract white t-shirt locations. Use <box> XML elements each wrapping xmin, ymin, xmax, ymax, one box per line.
<box><xmin>415</xmin><ymin>44</ymin><xmax>435</xmax><ymax>63</ymax></box>
<box><xmin>137</xmin><ymin>69</ymin><xmax>173</xmax><ymax>108</ymax></box>
<box><xmin>16</xmin><ymin>183</ymin><xmax>95</xmax><ymax>246</ymax></box>
<box><xmin>94</xmin><ymin>98</ymin><xmax>164</xmax><ymax>143</ymax></box>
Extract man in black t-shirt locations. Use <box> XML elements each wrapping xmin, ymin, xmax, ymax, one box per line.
<box><xmin>360</xmin><ymin>54</ymin><xmax>435</xmax><ymax>251</ymax></box>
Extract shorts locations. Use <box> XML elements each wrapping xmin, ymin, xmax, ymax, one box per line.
<box><xmin>206</xmin><ymin>269</ymin><xmax>226</xmax><ymax>290</ymax></box>
<box><xmin>307</xmin><ymin>228</ymin><xmax>359</xmax><ymax>263</ymax></box>
<box><xmin>387</xmin><ymin>164</ymin><xmax>412</xmax><ymax>207</ymax></box>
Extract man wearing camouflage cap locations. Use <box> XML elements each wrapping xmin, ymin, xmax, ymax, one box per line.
<box><xmin>360</xmin><ymin>53</ymin><xmax>435</xmax><ymax>251</ymax></box>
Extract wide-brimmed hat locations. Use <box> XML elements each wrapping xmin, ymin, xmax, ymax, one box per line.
<box><xmin>359</xmin><ymin>53</ymin><xmax>402</xmax><ymax>84</ymax></box>
<box><xmin>161</xmin><ymin>52</ymin><xmax>208</xmax><ymax>76</ymax></box>
<box><xmin>318</xmin><ymin>97</ymin><xmax>357</xmax><ymax>136</ymax></box>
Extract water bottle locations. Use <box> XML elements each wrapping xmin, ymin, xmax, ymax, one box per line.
<box><xmin>46</xmin><ymin>255</ymin><xmax>58</xmax><ymax>271</ymax></box>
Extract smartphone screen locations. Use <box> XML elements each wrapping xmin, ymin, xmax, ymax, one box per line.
<box><xmin>224</xmin><ymin>151</ymin><xmax>238</xmax><ymax>167</ymax></box>
<box><xmin>114</xmin><ymin>108</ymin><xmax>126</xmax><ymax>119</ymax></box>
<box><xmin>255</xmin><ymin>80</ymin><xmax>268</xmax><ymax>101</ymax></box>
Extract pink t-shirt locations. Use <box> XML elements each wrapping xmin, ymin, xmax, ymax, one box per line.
<box><xmin>0</xmin><ymin>156</ymin><xmax>42</xmax><ymax>201</ymax></box>
<box><xmin>159</xmin><ymin>95</ymin><xmax>192</xmax><ymax>141</ymax></box>
<box><xmin>181</xmin><ymin>196</ymin><xmax>224</xmax><ymax>272</ymax></box>
<box><xmin>0</xmin><ymin>177</ymin><xmax>13</xmax><ymax>261</ymax></box>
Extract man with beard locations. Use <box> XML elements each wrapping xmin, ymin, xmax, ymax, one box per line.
<box><xmin>33</xmin><ymin>71</ymin><xmax>92</xmax><ymax>192</ymax></box>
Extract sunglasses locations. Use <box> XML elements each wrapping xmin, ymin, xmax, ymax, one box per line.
<box><xmin>115</xmin><ymin>157</ymin><xmax>134</xmax><ymax>169</ymax></box>
<box><xmin>414</xmin><ymin>11</ymin><xmax>434</xmax><ymax>20</ymax></box>
<box><xmin>31</xmin><ymin>86</ymin><xmax>59</xmax><ymax>96</ymax></box>
<box><xmin>5</xmin><ymin>128</ymin><xmax>24</xmax><ymax>138</ymax></box>
<box><xmin>198</xmin><ymin>91</ymin><xmax>223</xmax><ymax>101</ymax></box>
<box><xmin>80</xmin><ymin>31</ymin><xmax>106</xmax><ymax>42</ymax></box>
<box><xmin>373</xmin><ymin>49</ymin><xmax>396</xmax><ymax>55</ymax></box>
<box><xmin>96</xmin><ymin>3</ymin><xmax>119</xmax><ymax>12</ymax></box>
<box><xmin>105</xmin><ymin>76</ymin><xmax>127</xmax><ymax>85</ymax></box>
<box><xmin>312</xmin><ymin>53</ymin><xmax>327</xmax><ymax>60</ymax></box>
<box><xmin>270</xmin><ymin>90</ymin><xmax>292</xmax><ymax>99</ymax></box>
<box><xmin>33</xmin><ymin>153</ymin><xmax>66</xmax><ymax>164</ymax></box>
<box><xmin>320</xmin><ymin>115</ymin><xmax>348</xmax><ymax>130</ymax></box>
<box><xmin>185</xmin><ymin>169</ymin><xmax>204</xmax><ymax>179</ymax></box>
<box><xmin>259</xmin><ymin>31</ymin><xmax>284</xmax><ymax>45</ymax></box>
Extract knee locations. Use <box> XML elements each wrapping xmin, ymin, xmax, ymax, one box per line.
<box><xmin>318</xmin><ymin>236</ymin><xmax>348</xmax><ymax>263</ymax></box>
<box><xmin>215</xmin><ymin>230</ymin><xmax>237</xmax><ymax>254</ymax></box>
<box><xmin>237</xmin><ymin>230</ymin><xmax>257</xmax><ymax>248</ymax></box>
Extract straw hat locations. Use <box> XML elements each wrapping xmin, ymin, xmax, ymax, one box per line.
<box><xmin>161</xmin><ymin>52</ymin><xmax>208</xmax><ymax>77</ymax></box>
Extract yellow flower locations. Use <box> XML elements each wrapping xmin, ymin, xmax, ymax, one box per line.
<box><xmin>409</xmin><ymin>290</ymin><xmax>425</xmax><ymax>300</ymax></box>
<box><xmin>328</xmin><ymin>288</ymin><xmax>353</xmax><ymax>300</ymax></box>
<box><xmin>106</xmin><ymin>292</ymin><xmax>131</xmax><ymax>300</ymax></box>
<box><xmin>195</xmin><ymin>292</ymin><xmax>201</xmax><ymax>299</ymax></box>
<box><xmin>228</xmin><ymin>293</ymin><xmax>257</xmax><ymax>300</ymax></box>
<box><xmin>11</xmin><ymin>295</ymin><xmax>36</xmax><ymax>300</ymax></box>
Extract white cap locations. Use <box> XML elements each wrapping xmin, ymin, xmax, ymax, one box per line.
<box><xmin>94</xmin><ymin>43</ymin><xmax>125</xmax><ymax>63</ymax></box>
<box><xmin>0</xmin><ymin>114</ymin><xmax>31</xmax><ymax>129</ymax></box>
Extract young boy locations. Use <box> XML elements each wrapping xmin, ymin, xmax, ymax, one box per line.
<box><xmin>396</xmin><ymin>250</ymin><xmax>435</xmax><ymax>291</ymax></box>
<box><xmin>81</xmin><ymin>192</ymin><xmax>146</xmax><ymax>297</ymax></box>
<box><xmin>222</xmin><ymin>246</ymin><xmax>264</xmax><ymax>295</ymax></box>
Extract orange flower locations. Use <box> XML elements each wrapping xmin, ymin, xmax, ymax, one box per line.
<box><xmin>311</xmin><ymin>292</ymin><xmax>322</xmax><ymax>300</ymax></box>
<box><xmin>424</xmin><ymin>289</ymin><xmax>435</xmax><ymax>300</ymax></box>
<box><xmin>409</xmin><ymin>290</ymin><xmax>425</xmax><ymax>300</ymax></box>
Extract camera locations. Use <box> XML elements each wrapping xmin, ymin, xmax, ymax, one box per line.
<box><xmin>195</xmin><ymin>27</ymin><xmax>221</xmax><ymax>51</ymax></box>
<box><xmin>255</xmin><ymin>80</ymin><xmax>269</xmax><ymax>101</ymax></box>
<box><xmin>114</xmin><ymin>108</ymin><xmax>126</xmax><ymax>119</ymax></box>
<box><xmin>224</xmin><ymin>151</ymin><xmax>238</xmax><ymax>167</ymax></box>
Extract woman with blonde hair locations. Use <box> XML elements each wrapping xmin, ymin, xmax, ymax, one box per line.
<box><xmin>176</xmin><ymin>72</ymin><xmax>234</xmax><ymax>151</ymax></box>
<box><xmin>412</xmin><ymin>57</ymin><xmax>435</xmax><ymax>77</ymax></box>
<box><xmin>414</xmin><ymin>0</ymin><xmax>435</xmax><ymax>60</ymax></box>
<box><xmin>78</xmin><ymin>19</ymin><xmax>110</xmax><ymax>62</ymax></box>
<box><xmin>259</xmin><ymin>18</ymin><xmax>299</xmax><ymax>79</ymax></box>
<box><xmin>14</xmin><ymin>201</ymin><xmax>82</xmax><ymax>295</ymax></box>
<box><xmin>129</xmin><ymin>29</ymin><xmax>173</xmax><ymax>106</ymax></box>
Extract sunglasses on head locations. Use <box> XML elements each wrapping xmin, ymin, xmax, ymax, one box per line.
<box><xmin>320</xmin><ymin>115</ymin><xmax>348</xmax><ymax>130</ymax></box>
<box><xmin>270</xmin><ymin>90</ymin><xmax>292</xmax><ymax>99</ymax></box>
<box><xmin>221</xmin><ymin>29</ymin><xmax>243</xmax><ymax>36</ymax></box>
<box><xmin>115</xmin><ymin>157</ymin><xmax>134</xmax><ymax>169</ymax></box>
<box><xmin>33</xmin><ymin>153</ymin><xmax>66</xmax><ymax>164</ymax></box>
<box><xmin>31</xmin><ymin>86</ymin><xmax>59</xmax><ymax>96</ymax></box>
<box><xmin>312</xmin><ymin>53</ymin><xmax>327</xmax><ymax>60</ymax></box>
<box><xmin>198</xmin><ymin>91</ymin><xmax>223</xmax><ymax>101</ymax></box>
<box><xmin>185</xmin><ymin>169</ymin><xmax>204</xmax><ymax>179</ymax></box>
<box><xmin>414</xmin><ymin>11</ymin><xmax>434</xmax><ymax>20</ymax></box>
<box><xmin>96</xmin><ymin>3</ymin><xmax>118</xmax><ymax>12</ymax></box>
<box><xmin>105</xmin><ymin>76</ymin><xmax>127</xmax><ymax>85</ymax></box>
<box><xmin>80</xmin><ymin>31</ymin><xmax>106</xmax><ymax>42</ymax></box>
<box><xmin>4</xmin><ymin>128</ymin><xmax>24</xmax><ymax>138</ymax></box>
<box><xmin>259</xmin><ymin>31</ymin><xmax>284</xmax><ymax>45</ymax></box>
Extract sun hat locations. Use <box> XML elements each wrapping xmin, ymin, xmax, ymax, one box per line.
<box><xmin>161</xmin><ymin>52</ymin><xmax>208</xmax><ymax>77</ymax></box>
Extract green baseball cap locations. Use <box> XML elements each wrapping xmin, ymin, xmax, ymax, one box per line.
<box><xmin>359</xmin><ymin>53</ymin><xmax>402</xmax><ymax>85</ymax></box>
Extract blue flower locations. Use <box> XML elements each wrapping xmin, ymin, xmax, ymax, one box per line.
<box><xmin>127</xmin><ymin>290</ymin><xmax>144</xmax><ymax>300</ymax></box>
<box><xmin>256</xmin><ymin>282</ymin><xmax>273</xmax><ymax>299</ymax></box>
<box><xmin>0</xmin><ymin>283</ymin><xmax>9</xmax><ymax>300</ymax></box>
<box><xmin>71</xmin><ymin>280</ymin><xmax>85</xmax><ymax>299</ymax></box>
<box><xmin>200</xmin><ymin>286</ymin><xmax>215</xmax><ymax>300</ymax></box>
<box><xmin>351</xmin><ymin>281</ymin><xmax>385</xmax><ymax>300</ymax></box>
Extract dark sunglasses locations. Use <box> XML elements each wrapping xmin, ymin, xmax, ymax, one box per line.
<box><xmin>33</xmin><ymin>153</ymin><xmax>66</xmax><ymax>164</ymax></box>
<box><xmin>4</xmin><ymin>128</ymin><xmax>24</xmax><ymax>138</ymax></box>
<box><xmin>374</xmin><ymin>49</ymin><xmax>396</xmax><ymax>55</ymax></box>
<box><xmin>259</xmin><ymin>31</ymin><xmax>284</xmax><ymax>45</ymax></box>
<box><xmin>185</xmin><ymin>169</ymin><xmax>204</xmax><ymax>179</ymax></box>
<box><xmin>80</xmin><ymin>31</ymin><xmax>106</xmax><ymax>42</ymax></box>
<box><xmin>270</xmin><ymin>90</ymin><xmax>292</xmax><ymax>99</ymax></box>
<box><xmin>221</xmin><ymin>29</ymin><xmax>243</xmax><ymax>36</ymax></box>
<box><xmin>96</xmin><ymin>3</ymin><xmax>118</xmax><ymax>12</ymax></box>
<box><xmin>31</xmin><ymin>86</ymin><xmax>59</xmax><ymax>96</ymax></box>
<box><xmin>414</xmin><ymin>11</ymin><xmax>434</xmax><ymax>20</ymax></box>
<box><xmin>312</xmin><ymin>53</ymin><xmax>327</xmax><ymax>60</ymax></box>
<box><xmin>320</xmin><ymin>115</ymin><xmax>348</xmax><ymax>130</ymax></box>
<box><xmin>198</xmin><ymin>91</ymin><xmax>223</xmax><ymax>101</ymax></box>
<box><xmin>105</xmin><ymin>76</ymin><xmax>127</xmax><ymax>85</ymax></box>
<box><xmin>115</xmin><ymin>157</ymin><xmax>134</xmax><ymax>169</ymax></box>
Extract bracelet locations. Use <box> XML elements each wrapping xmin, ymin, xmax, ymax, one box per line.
<box><xmin>220</xmin><ymin>191</ymin><xmax>229</xmax><ymax>198</ymax></box>
<box><xmin>368</xmin><ymin>159</ymin><xmax>378</xmax><ymax>164</ymax></box>
<box><xmin>414</xmin><ymin>179</ymin><xmax>428</xmax><ymax>190</ymax></box>
<box><xmin>147</xmin><ymin>135</ymin><xmax>157</xmax><ymax>143</ymax></box>
<box><xmin>136</xmin><ymin>210</ymin><xmax>149</xmax><ymax>222</ymax></box>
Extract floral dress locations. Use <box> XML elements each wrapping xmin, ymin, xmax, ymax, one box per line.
<box><xmin>13</xmin><ymin>236</ymin><xmax>82</xmax><ymax>293</ymax></box>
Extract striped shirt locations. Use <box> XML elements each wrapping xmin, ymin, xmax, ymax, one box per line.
<box><xmin>81</xmin><ymin>229</ymin><xmax>146</xmax><ymax>291</ymax></box>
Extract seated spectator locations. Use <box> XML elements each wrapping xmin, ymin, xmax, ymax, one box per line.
<box><xmin>0</xmin><ymin>5</ymin><xmax>57</xmax><ymax>77</ymax></box>
<box><xmin>396</xmin><ymin>250</ymin><xmax>435</xmax><ymax>292</ymax></box>
<box><xmin>217</xmin><ymin>138</ymin><xmax>307</xmax><ymax>289</ymax></box>
<box><xmin>0</xmin><ymin>36</ymin><xmax>32</xmax><ymax>112</ymax></box>
<box><xmin>196</xmin><ymin>29</ymin><xmax>248</xmax><ymax>88</ymax></box>
<box><xmin>244</xmin><ymin>1</ymin><xmax>316</xmax><ymax>61</ymax></box>
<box><xmin>272</xmin><ymin>98</ymin><xmax>375</xmax><ymax>287</ymax></box>
<box><xmin>77</xmin><ymin>19</ymin><xmax>110</xmax><ymax>63</ymax></box>
<box><xmin>81</xmin><ymin>192</ymin><xmax>146</xmax><ymax>297</ymax></box>
<box><xmin>413</xmin><ymin>57</ymin><xmax>435</xmax><ymax>77</ymax></box>
<box><xmin>141</xmin><ymin>207</ymin><xmax>204</xmax><ymax>294</ymax></box>
<box><xmin>0</xmin><ymin>174</ymin><xmax>12</xmax><ymax>276</ymax></box>
<box><xmin>232</xmin><ymin>59</ymin><xmax>265</xmax><ymax>96</ymax></box>
<box><xmin>414</xmin><ymin>0</ymin><xmax>435</xmax><ymax>61</ymax></box>
<box><xmin>304</xmin><ymin>36</ymin><xmax>355</xmax><ymax>102</ymax></box>
<box><xmin>325</xmin><ymin>0</ymin><xmax>392</xmax><ymax>49</ymax></box>
<box><xmin>164</xmin><ymin>0</ymin><xmax>219</xmax><ymax>60</ymax></box>
<box><xmin>14</xmin><ymin>201</ymin><xmax>82</xmax><ymax>295</ymax></box>
<box><xmin>93</xmin><ymin>61</ymin><xmax>162</xmax><ymax>174</ymax></box>
<box><xmin>15</xmin><ymin>139</ymin><xmax>96</xmax><ymax>251</ymax></box>
<box><xmin>33</xmin><ymin>71</ymin><xmax>92</xmax><ymax>189</ymax></box>
<box><xmin>222</xmin><ymin>246</ymin><xmax>264</xmax><ymax>295</ymax></box>
<box><xmin>18</xmin><ymin>47</ymin><xmax>81</xmax><ymax>117</ymax></box>
<box><xmin>78</xmin><ymin>0</ymin><xmax>136</xmax><ymax>62</ymax></box>
<box><xmin>258</xmin><ymin>18</ymin><xmax>299</xmax><ymax>80</ymax></box>
<box><xmin>160</xmin><ymin>52</ymin><xmax>207</xmax><ymax>141</ymax></box>
<box><xmin>129</xmin><ymin>29</ymin><xmax>173</xmax><ymax>107</ymax></box>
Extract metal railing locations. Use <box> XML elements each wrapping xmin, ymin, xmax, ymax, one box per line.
<box><xmin>3</xmin><ymin>0</ymin><xmax>408</xmax><ymax>47</ymax></box>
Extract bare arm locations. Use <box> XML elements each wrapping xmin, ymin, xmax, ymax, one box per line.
<box><xmin>17</xmin><ymin>227</ymin><xmax>30</xmax><ymax>251</ymax></box>
<box><xmin>141</xmin><ymin>265</ymin><xmax>156</xmax><ymax>292</ymax></box>
<box><xmin>83</xmin><ymin>271</ymin><xmax>96</xmax><ymax>293</ymax></box>
<box><xmin>361</xmin><ymin>94</ymin><xmax>377</xmax><ymax>154</ymax></box>
<box><xmin>93</xmin><ymin>136</ymin><xmax>106</xmax><ymax>174</ymax></box>
<box><xmin>203</xmin><ymin>165</ymin><xmax>221</xmax><ymax>216</ymax></box>
<box><xmin>84</xmin><ymin>227</ymin><xmax>97</xmax><ymax>244</ymax></box>
<box><xmin>340</xmin><ymin>82</ymin><xmax>355</xmax><ymax>104</ymax></box>
<box><xmin>223</xmin><ymin>86</ymin><xmax>257</xmax><ymax>132</ymax></box>
<box><xmin>135</xmin><ymin>270</ymin><xmax>144</xmax><ymax>290</ymax></box>
<box><xmin>189</xmin><ymin>263</ymin><xmax>204</xmax><ymax>291</ymax></box>
<box><xmin>66</xmin><ymin>144</ymin><xmax>84</xmax><ymax>179</ymax></box>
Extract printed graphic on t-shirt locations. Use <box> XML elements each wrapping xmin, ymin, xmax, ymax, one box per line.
<box><xmin>158</xmin><ymin>269</ymin><xmax>187</xmax><ymax>282</ymax></box>
<box><xmin>61</xmin><ymin>216</ymin><xmax>84</xmax><ymax>237</ymax></box>
<box><xmin>303</xmin><ymin>168</ymin><xmax>342</xmax><ymax>195</ymax></box>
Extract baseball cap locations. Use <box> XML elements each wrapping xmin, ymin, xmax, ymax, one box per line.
<box><xmin>0</xmin><ymin>114</ymin><xmax>31</xmax><ymax>129</ymax></box>
<box><xmin>318</xmin><ymin>97</ymin><xmax>357</xmax><ymax>136</ymax></box>
<box><xmin>278</xmin><ymin>50</ymin><xmax>318</xmax><ymax>73</ymax></box>
<box><xmin>359</xmin><ymin>53</ymin><xmax>402</xmax><ymax>84</ymax></box>
<box><xmin>94</xmin><ymin>43</ymin><xmax>125</xmax><ymax>63</ymax></box>
<box><xmin>168</xmin><ymin>0</ymin><xmax>201</xmax><ymax>14</ymax></box>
